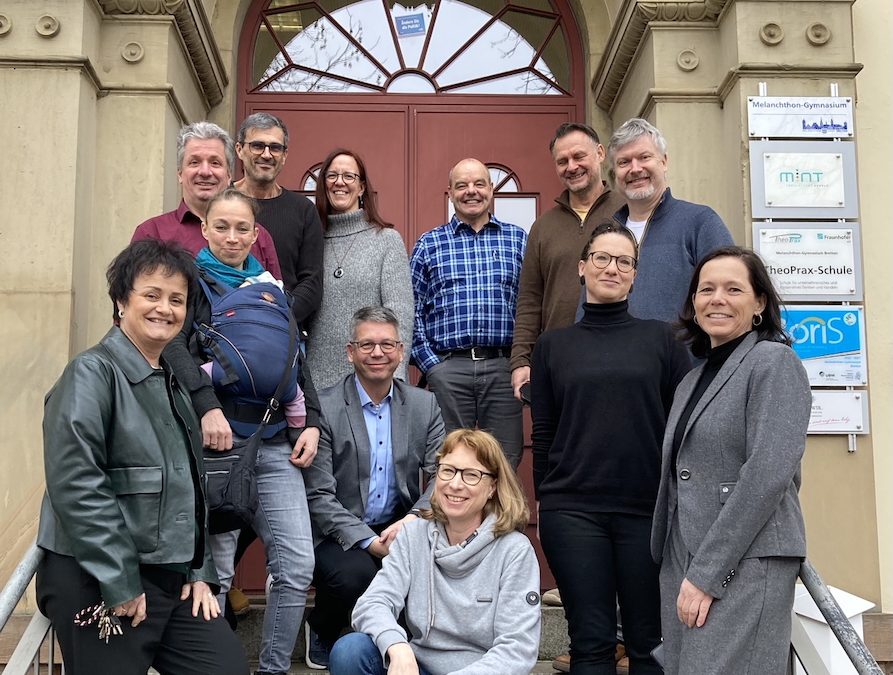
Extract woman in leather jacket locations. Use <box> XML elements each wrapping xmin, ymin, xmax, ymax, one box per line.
<box><xmin>35</xmin><ymin>239</ymin><xmax>247</xmax><ymax>675</ymax></box>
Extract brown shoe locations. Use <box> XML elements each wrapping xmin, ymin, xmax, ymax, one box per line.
<box><xmin>542</xmin><ymin>588</ymin><xmax>563</xmax><ymax>607</ymax></box>
<box><xmin>227</xmin><ymin>588</ymin><xmax>251</xmax><ymax>617</ymax></box>
<box><xmin>551</xmin><ymin>653</ymin><xmax>570</xmax><ymax>672</ymax></box>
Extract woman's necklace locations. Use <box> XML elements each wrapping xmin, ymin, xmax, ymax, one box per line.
<box><xmin>332</xmin><ymin>231</ymin><xmax>361</xmax><ymax>278</ymax></box>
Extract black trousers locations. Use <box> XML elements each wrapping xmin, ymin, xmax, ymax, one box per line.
<box><xmin>539</xmin><ymin>510</ymin><xmax>662</xmax><ymax>675</ymax></box>
<box><xmin>36</xmin><ymin>551</ymin><xmax>248</xmax><ymax>675</ymax></box>
<box><xmin>307</xmin><ymin>539</ymin><xmax>382</xmax><ymax>643</ymax></box>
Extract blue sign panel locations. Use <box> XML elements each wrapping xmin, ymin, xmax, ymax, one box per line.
<box><xmin>781</xmin><ymin>305</ymin><xmax>866</xmax><ymax>386</ymax></box>
<box><xmin>395</xmin><ymin>13</ymin><xmax>425</xmax><ymax>37</ymax></box>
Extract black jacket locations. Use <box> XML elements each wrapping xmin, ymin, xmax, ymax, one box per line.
<box><xmin>37</xmin><ymin>327</ymin><xmax>217</xmax><ymax>606</ymax></box>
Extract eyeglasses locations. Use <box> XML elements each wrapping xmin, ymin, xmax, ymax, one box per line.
<box><xmin>350</xmin><ymin>340</ymin><xmax>402</xmax><ymax>354</ymax></box>
<box><xmin>436</xmin><ymin>463</ymin><xmax>495</xmax><ymax>486</ymax></box>
<box><xmin>245</xmin><ymin>141</ymin><xmax>287</xmax><ymax>156</ymax></box>
<box><xmin>587</xmin><ymin>251</ymin><xmax>637</xmax><ymax>272</ymax></box>
<box><xmin>325</xmin><ymin>171</ymin><xmax>360</xmax><ymax>184</ymax></box>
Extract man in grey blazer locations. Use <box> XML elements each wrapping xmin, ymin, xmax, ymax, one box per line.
<box><xmin>303</xmin><ymin>306</ymin><xmax>445</xmax><ymax>669</ymax></box>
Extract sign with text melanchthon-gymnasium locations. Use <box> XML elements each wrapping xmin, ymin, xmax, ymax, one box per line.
<box><xmin>748</xmin><ymin>96</ymin><xmax>854</xmax><ymax>138</ymax></box>
<box><xmin>781</xmin><ymin>305</ymin><xmax>866</xmax><ymax>387</ymax></box>
<box><xmin>753</xmin><ymin>223</ymin><xmax>862</xmax><ymax>301</ymax></box>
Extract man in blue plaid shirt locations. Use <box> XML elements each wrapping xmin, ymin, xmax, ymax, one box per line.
<box><xmin>410</xmin><ymin>158</ymin><xmax>527</xmax><ymax>468</ymax></box>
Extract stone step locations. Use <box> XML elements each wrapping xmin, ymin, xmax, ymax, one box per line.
<box><xmin>252</xmin><ymin>661</ymin><xmax>563</xmax><ymax>674</ymax></box>
<box><xmin>234</xmin><ymin>598</ymin><xmax>569</xmax><ymax>667</ymax></box>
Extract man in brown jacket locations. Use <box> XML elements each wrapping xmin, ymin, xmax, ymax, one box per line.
<box><xmin>510</xmin><ymin>123</ymin><xmax>625</xmax><ymax>400</ymax></box>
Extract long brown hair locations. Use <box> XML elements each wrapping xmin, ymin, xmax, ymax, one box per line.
<box><xmin>314</xmin><ymin>148</ymin><xmax>393</xmax><ymax>231</ymax></box>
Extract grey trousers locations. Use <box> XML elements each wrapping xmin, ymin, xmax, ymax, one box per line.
<box><xmin>659</xmin><ymin>518</ymin><xmax>800</xmax><ymax>675</ymax></box>
<box><xmin>425</xmin><ymin>354</ymin><xmax>523</xmax><ymax>468</ymax></box>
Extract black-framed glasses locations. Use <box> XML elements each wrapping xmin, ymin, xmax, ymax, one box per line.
<box><xmin>350</xmin><ymin>340</ymin><xmax>401</xmax><ymax>354</ymax></box>
<box><xmin>436</xmin><ymin>463</ymin><xmax>495</xmax><ymax>486</ymax></box>
<box><xmin>325</xmin><ymin>171</ymin><xmax>360</xmax><ymax>184</ymax></box>
<box><xmin>246</xmin><ymin>141</ymin><xmax>287</xmax><ymax>156</ymax></box>
<box><xmin>587</xmin><ymin>251</ymin><xmax>637</xmax><ymax>272</ymax></box>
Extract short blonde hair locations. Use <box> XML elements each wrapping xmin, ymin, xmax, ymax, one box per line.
<box><xmin>426</xmin><ymin>429</ymin><xmax>529</xmax><ymax>537</ymax></box>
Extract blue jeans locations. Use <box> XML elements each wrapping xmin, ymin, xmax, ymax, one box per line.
<box><xmin>329</xmin><ymin>632</ymin><xmax>434</xmax><ymax>675</ymax></box>
<box><xmin>210</xmin><ymin>436</ymin><xmax>314</xmax><ymax>674</ymax></box>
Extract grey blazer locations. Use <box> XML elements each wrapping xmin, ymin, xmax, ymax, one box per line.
<box><xmin>304</xmin><ymin>374</ymin><xmax>445</xmax><ymax>549</ymax></box>
<box><xmin>651</xmin><ymin>332</ymin><xmax>811</xmax><ymax>598</ymax></box>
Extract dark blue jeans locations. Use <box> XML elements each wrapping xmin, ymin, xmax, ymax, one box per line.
<box><xmin>328</xmin><ymin>632</ymin><xmax>434</xmax><ymax>675</ymax></box>
<box><xmin>539</xmin><ymin>510</ymin><xmax>662</xmax><ymax>675</ymax></box>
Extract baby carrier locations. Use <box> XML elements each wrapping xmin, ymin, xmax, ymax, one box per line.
<box><xmin>194</xmin><ymin>273</ymin><xmax>300</xmax><ymax>439</ymax></box>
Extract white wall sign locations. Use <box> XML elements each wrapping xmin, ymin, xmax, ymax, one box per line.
<box><xmin>753</xmin><ymin>223</ymin><xmax>862</xmax><ymax>300</ymax></box>
<box><xmin>782</xmin><ymin>305</ymin><xmax>867</xmax><ymax>386</ymax></box>
<box><xmin>748</xmin><ymin>97</ymin><xmax>854</xmax><ymax>138</ymax></box>
<box><xmin>750</xmin><ymin>141</ymin><xmax>859</xmax><ymax>219</ymax></box>
<box><xmin>808</xmin><ymin>391</ymin><xmax>869</xmax><ymax>434</ymax></box>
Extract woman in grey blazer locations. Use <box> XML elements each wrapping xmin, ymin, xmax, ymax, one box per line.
<box><xmin>651</xmin><ymin>246</ymin><xmax>811</xmax><ymax>674</ymax></box>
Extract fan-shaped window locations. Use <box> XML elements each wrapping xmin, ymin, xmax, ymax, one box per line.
<box><xmin>252</xmin><ymin>0</ymin><xmax>571</xmax><ymax>95</ymax></box>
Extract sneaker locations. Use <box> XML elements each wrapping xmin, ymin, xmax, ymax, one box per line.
<box><xmin>552</xmin><ymin>653</ymin><xmax>570</xmax><ymax>673</ymax></box>
<box><xmin>542</xmin><ymin>588</ymin><xmax>563</xmax><ymax>606</ymax></box>
<box><xmin>227</xmin><ymin>588</ymin><xmax>251</xmax><ymax>617</ymax></box>
<box><xmin>305</xmin><ymin>623</ymin><xmax>331</xmax><ymax>670</ymax></box>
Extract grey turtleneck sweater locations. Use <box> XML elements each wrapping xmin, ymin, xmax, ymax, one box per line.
<box><xmin>306</xmin><ymin>209</ymin><xmax>414</xmax><ymax>389</ymax></box>
<box><xmin>351</xmin><ymin>514</ymin><xmax>541</xmax><ymax>675</ymax></box>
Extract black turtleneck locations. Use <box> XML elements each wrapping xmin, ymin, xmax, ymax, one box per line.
<box><xmin>531</xmin><ymin>300</ymin><xmax>692</xmax><ymax>515</ymax></box>
<box><xmin>670</xmin><ymin>331</ymin><xmax>750</xmax><ymax>471</ymax></box>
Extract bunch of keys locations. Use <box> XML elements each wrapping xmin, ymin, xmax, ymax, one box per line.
<box><xmin>73</xmin><ymin>602</ymin><xmax>124</xmax><ymax>643</ymax></box>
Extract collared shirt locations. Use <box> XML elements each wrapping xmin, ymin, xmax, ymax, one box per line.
<box><xmin>131</xmin><ymin>199</ymin><xmax>283</xmax><ymax>278</ymax></box>
<box><xmin>355</xmin><ymin>376</ymin><xmax>399</xmax><ymax>527</ymax></box>
<box><xmin>410</xmin><ymin>214</ymin><xmax>527</xmax><ymax>372</ymax></box>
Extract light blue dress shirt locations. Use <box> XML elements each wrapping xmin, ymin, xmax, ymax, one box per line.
<box><xmin>355</xmin><ymin>377</ymin><xmax>399</xmax><ymax>544</ymax></box>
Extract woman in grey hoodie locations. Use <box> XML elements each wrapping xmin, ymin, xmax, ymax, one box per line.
<box><xmin>328</xmin><ymin>429</ymin><xmax>541</xmax><ymax>675</ymax></box>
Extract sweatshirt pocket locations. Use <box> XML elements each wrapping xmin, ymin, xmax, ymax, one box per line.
<box><xmin>109</xmin><ymin>466</ymin><xmax>163</xmax><ymax>553</ymax></box>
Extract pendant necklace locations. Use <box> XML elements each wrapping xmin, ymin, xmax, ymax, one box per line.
<box><xmin>332</xmin><ymin>232</ymin><xmax>361</xmax><ymax>279</ymax></box>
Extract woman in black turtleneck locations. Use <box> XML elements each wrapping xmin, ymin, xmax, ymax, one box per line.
<box><xmin>651</xmin><ymin>247</ymin><xmax>811</xmax><ymax>674</ymax></box>
<box><xmin>531</xmin><ymin>222</ymin><xmax>691</xmax><ymax>674</ymax></box>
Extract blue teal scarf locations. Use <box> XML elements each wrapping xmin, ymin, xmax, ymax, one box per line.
<box><xmin>195</xmin><ymin>247</ymin><xmax>265</xmax><ymax>288</ymax></box>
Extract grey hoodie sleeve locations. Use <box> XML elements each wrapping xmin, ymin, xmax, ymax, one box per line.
<box><xmin>351</xmin><ymin>522</ymin><xmax>413</xmax><ymax>660</ymax></box>
<box><xmin>447</xmin><ymin>538</ymin><xmax>542</xmax><ymax>675</ymax></box>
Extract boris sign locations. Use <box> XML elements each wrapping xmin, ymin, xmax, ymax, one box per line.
<box><xmin>782</xmin><ymin>306</ymin><xmax>866</xmax><ymax>386</ymax></box>
<box><xmin>808</xmin><ymin>391</ymin><xmax>869</xmax><ymax>435</ymax></box>
<box><xmin>754</xmin><ymin>224</ymin><xmax>861</xmax><ymax>300</ymax></box>
<box><xmin>748</xmin><ymin>97</ymin><xmax>854</xmax><ymax>138</ymax></box>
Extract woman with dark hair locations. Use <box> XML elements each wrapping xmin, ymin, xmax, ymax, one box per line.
<box><xmin>532</xmin><ymin>222</ymin><xmax>691</xmax><ymax>674</ymax></box>
<box><xmin>36</xmin><ymin>239</ymin><xmax>247</xmax><ymax>675</ymax></box>
<box><xmin>651</xmin><ymin>246</ymin><xmax>811</xmax><ymax>674</ymax></box>
<box><xmin>308</xmin><ymin>148</ymin><xmax>414</xmax><ymax>388</ymax></box>
<box><xmin>327</xmin><ymin>429</ymin><xmax>541</xmax><ymax>675</ymax></box>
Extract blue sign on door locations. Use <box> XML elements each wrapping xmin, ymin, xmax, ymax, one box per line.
<box><xmin>395</xmin><ymin>14</ymin><xmax>426</xmax><ymax>37</ymax></box>
<box><xmin>781</xmin><ymin>305</ymin><xmax>866</xmax><ymax>386</ymax></box>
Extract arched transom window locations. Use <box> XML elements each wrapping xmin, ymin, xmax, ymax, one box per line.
<box><xmin>252</xmin><ymin>0</ymin><xmax>571</xmax><ymax>95</ymax></box>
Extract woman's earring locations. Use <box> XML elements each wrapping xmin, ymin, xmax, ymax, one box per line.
<box><xmin>117</xmin><ymin>309</ymin><xmax>124</xmax><ymax>319</ymax></box>
<box><xmin>359</xmin><ymin>194</ymin><xmax>365</xmax><ymax>209</ymax></box>
<box><xmin>579</xmin><ymin>276</ymin><xmax>585</xmax><ymax>286</ymax></box>
<box><xmin>693</xmin><ymin>314</ymin><xmax>699</xmax><ymax>326</ymax></box>
<box><xmin>752</xmin><ymin>313</ymin><xmax>763</xmax><ymax>327</ymax></box>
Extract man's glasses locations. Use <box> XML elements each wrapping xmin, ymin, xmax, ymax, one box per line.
<box><xmin>325</xmin><ymin>171</ymin><xmax>361</xmax><ymax>184</ymax></box>
<box><xmin>436</xmin><ymin>463</ymin><xmax>495</xmax><ymax>486</ymax></box>
<box><xmin>246</xmin><ymin>141</ymin><xmax>287</xmax><ymax>156</ymax></box>
<box><xmin>350</xmin><ymin>340</ymin><xmax>401</xmax><ymax>354</ymax></box>
<box><xmin>587</xmin><ymin>251</ymin><xmax>637</xmax><ymax>273</ymax></box>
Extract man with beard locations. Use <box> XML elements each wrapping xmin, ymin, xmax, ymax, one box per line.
<box><xmin>233</xmin><ymin>113</ymin><xmax>323</xmax><ymax>323</ymax></box>
<box><xmin>581</xmin><ymin>118</ymin><xmax>733</xmax><ymax>323</ymax></box>
<box><xmin>510</xmin><ymin>123</ymin><xmax>624</xmax><ymax>401</ymax></box>
<box><xmin>410</xmin><ymin>158</ymin><xmax>526</xmax><ymax>469</ymax></box>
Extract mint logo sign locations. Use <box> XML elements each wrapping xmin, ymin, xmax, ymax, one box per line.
<box><xmin>763</xmin><ymin>152</ymin><xmax>845</xmax><ymax>208</ymax></box>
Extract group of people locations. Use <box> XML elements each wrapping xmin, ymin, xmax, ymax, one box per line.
<box><xmin>34</xmin><ymin>111</ymin><xmax>812</xmax><ymax>675</ymax></box>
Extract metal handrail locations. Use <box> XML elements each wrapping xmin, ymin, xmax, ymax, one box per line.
<box><xmin>0</xmin><ymin>543</ymin><xmax>44</xmax><ymax>632</ymax></box>
<box><xmin>798</xmin><ymin>560</ymin><xmax>883</xmax><ymax>675</ymax></box>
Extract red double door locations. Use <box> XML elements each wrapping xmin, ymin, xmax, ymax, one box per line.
<box><xmin>233</xmin><ymin>100</ymin><xmax>573</xmax><ymax>592</ymax></box>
